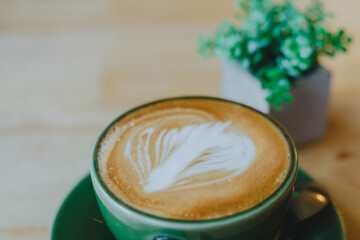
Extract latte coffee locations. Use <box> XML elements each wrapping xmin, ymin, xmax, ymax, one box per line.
<box><xmin>96</xmin><ymin>98</ymin><xmax>291</xmax><ymax>220</ymax></box>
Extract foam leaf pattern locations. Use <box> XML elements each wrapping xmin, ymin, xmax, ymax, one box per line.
<box><xmin>125</xmin><ymin>121</ymin><xmax>256</xmax><ymax>193</ymax></box>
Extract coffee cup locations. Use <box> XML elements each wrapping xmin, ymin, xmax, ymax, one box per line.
<box><xmin>90</xmin><ymin>96</ymin><xmax>298</xmax><ymax>240</ymax></box>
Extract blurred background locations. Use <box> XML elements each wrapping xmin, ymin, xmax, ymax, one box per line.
<box><xmin>0</xmin><ymin>0</ymin><xmax>359</xmax><ymax>239</ymax></box>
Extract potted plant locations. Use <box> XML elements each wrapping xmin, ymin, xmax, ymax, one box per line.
<box><xmin>198</xmin><ymin>0</ymin><xmax>351</xmax><ymax>145</ymax></box>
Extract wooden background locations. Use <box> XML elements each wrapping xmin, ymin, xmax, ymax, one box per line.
<box><xmin>0</xmin><ymin>0</ymin><xmax>359</xmax><ymax>239</ymax></box>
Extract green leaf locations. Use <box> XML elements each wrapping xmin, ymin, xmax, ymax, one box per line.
<box><xmin>271</xmin><ymin>99</ymin><xmax>283</xmax><ymax>110</ymax></box>
<box><xmin>247</xmin><ymin>40</ymin><xmax>259</xmax><ymax>53</ymax></box>
<box><xmin>283</xmin><ymin>92</ymin><xmax>294</xmax><ymax>102</ymax></box>
<box><xmin>298</xmin><ymin>57</ymin><xmax>313</xmax><ymax>70</ymax></box>
<box><xmin>231</xmin><ymin>44</ymin><xmax>243</xmax><ymax>58</ymax></box>
<box><xmin>278</xmin><ymin>78</ymin><xmax>291</xmax><ymax>90</ymax></box>
<box><xmin>197</xmin><ymin>36</ymin><xmax>213</xmax><ymax>58</ymax></box>
<box><xmin>281</xmin><ymin>37</ymin><xmax>299</xmax><ymax>59</ymax></box>
<box><xmin>253</xmin><ymin>51</ymin><xmax>263</xmax><ymax>64</ymax></box>
<box><xmin>239</xmin><ymin>58</ymin><xmax>251</xmax><ymax>69</ymax></box>
<box><xmin>299</xmin><ymin>46</ymin><xmax>313</xmax><ymax>58</ymax></box>
<box><xmin>296</xmin><ymin>34</ymin><xmax>311</xmax><ymax>47</ymax></box>
<box><xmin>266</xmin><ymin>68</ymin><xmax>284</xmax><ymax>81</ymax></box>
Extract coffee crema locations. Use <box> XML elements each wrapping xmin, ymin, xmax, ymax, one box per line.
<box><xmin>97</xmin><ymin>98</ymin><xmax>291</xmax><ymax>220</ymax></box>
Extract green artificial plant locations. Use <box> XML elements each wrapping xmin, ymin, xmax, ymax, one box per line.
<box><xmin>198</xmin><ymin>0</ymin><xmax>352</xmax><ymax>109</ymax></box>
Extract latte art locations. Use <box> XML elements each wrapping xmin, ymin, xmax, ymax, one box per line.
<box><xmin>125</xmin><ymin>121</ymin><xmax>256</xmax><ymax>193</ymax></box>
<box><xmin>97</xmin><ymin>98</ymin><xmax>290</xmax><ymax>220</ymax></box>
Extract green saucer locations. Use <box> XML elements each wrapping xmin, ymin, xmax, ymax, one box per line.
<box><xmin>51</xmin><ymin>169</ymin><xmax>346</xmax><ymax>240</ymax></box>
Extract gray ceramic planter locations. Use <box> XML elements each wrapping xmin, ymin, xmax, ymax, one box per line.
<box><xmin>221</xmin><ymin>61</ymin><xmax>331</xmax><ymax>146</ymax></box>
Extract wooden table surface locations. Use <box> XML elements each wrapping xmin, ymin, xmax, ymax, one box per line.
<box><xmin>1</xmin><ymin>0</ymin><xmax>359</xmax><ymax>239</ymax></box>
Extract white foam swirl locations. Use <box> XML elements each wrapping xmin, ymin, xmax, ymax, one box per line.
<box><xmin>125</xmin><ymin>121</ymin><xmax>256</xmax><ymax>193</ymax></box>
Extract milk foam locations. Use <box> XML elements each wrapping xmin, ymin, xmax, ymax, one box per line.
<box><xmin>97</xmin><ymin>98</ymin><xmax>291</xmax><ymax>220</ymax></box>
<box><xmin>125</xmin><ymin>121</ymin><xmax>256</xmax><ymax>193</ymax></box>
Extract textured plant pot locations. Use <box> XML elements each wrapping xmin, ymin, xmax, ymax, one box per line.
<box><xmin>221</xmin><ymin>61</ymin><xmax>331</xmax><ymax>146</ymax></box>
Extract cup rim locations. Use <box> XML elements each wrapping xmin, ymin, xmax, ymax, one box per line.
<box><xmin>91</xmin><ymin>96</ymin><xmax>298</xmax><ymax>224</ymax></box>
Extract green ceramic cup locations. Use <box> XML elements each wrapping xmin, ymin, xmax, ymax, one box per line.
<box><xmin>90</xmin><ymin>97</ymin><xmax>298</xmax><ymax>240</ymax></box>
